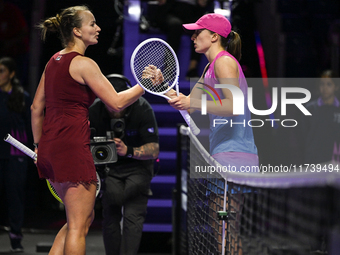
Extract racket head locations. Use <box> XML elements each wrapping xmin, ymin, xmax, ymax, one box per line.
<box><xmin>95</xmin><ymin>171</ymin><xmax>101</xmax><ymax>197</ymax></box>
<box><xmin>130</xmin><ymin>38</ymin><xmax>179</xmax><ymax>96</ymax></box>
<box><xmin>46</xmin><ymin>180</ymin><xmax>63</xmax><ymax>204</ymax></box>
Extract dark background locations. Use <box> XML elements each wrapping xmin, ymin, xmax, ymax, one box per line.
<box><xmin>1</xmin><ymin>0</ymin><xmax>340</xmax><ymax>253</ymax></box>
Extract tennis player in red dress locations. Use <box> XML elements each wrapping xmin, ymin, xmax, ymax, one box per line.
<box><xmin>31</xmin><ymin>6</ymin><xmax>144</xmax><ymax>254</ymax></box>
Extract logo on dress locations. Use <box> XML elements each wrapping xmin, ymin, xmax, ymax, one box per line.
<box><xmin>148</xmin><ymin>127</ymin><xmax>154</xmax><ymax>133</ymax></box>
<box><xmin>56</xmin><ymin>56</ymin><xmax>62</xmax><ymax>61</ymax></box>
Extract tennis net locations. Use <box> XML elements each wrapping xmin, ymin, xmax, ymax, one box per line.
<box><xmin>174</xmin><ymin>125</ymin><xmax>340</xmax><ymax>255</ymax></box>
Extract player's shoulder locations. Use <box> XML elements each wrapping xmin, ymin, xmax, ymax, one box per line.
<box><xmin>215</xmin><ymin>54</ymin><xmax>238</xmax><ymax>71</ymax></box>
<box><xmin>216</xmin><ymin>54</ymin><xmax>238</xmax><ymax>66</ymax></box>
<box><xmin>214</xmin><ymin>54</ymin><xmax>238</xmax><ymax>78</ymax></box>
<box><xmin>70</xmin><ymin>55</ymin><xmax>100</xmax><ymax>80</ymax></box>
<box><xmin>72</xmin><ymin>54</ymin><xmax>97</xmax><ymax>67</ymax></box>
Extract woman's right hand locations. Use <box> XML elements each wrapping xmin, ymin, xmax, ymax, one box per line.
<box><xmin>34</xmin><ymin>148</ymin><xmax>38</xmax><ymax>165</ymax></box>
<box><xmin>142</xmin><ymin>65</ymin><xmax>164</xmax><ymax>86</ymax></box>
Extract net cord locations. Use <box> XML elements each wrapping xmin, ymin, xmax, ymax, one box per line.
<box><xmin>179</xmin><ymin>125</ymin><xmax>340</xmax><ymax>189</ymax></box>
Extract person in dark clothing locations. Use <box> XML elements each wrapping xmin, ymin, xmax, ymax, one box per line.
<box><xmin>89</xmin><ymin>74</ymin><xmax>159</xmax><ymax>255</ymax></box>
<box><xmin>301</xmin><ymin>70</ymin><xmax>340</xmax><ymax>164</ymax></box>
<box><xmin>154</xmin><ymin>0</ymin><xmax>213</xmax><ymax>78</ymax></box>
<box><xmin>0</xmin><ymin>0</ymin><xmax>30</xmax><ymax>88</ymax></box>
<box><xmin>0</xmin><ymin>57</ymin><xmax>32</xmax><ymax>252</ymax></box>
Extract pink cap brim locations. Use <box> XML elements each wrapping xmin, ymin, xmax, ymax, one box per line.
<box><xmin>183</xmin><ymin>23</ymin><xmax>204</xmax><ymax>31</ymax></box>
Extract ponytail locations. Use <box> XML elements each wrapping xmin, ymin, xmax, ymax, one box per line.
<box><xmin>38</xmin><ymin>14</ymin><xmax>61</xmax><ymax>42</ymax></box>
<box><xmin>221</xmin><ymin>31</ymin><xmax>242</xmax><ymax>61</ymax></box>
<box><xmin>38</xmin><ymin>5</ymin><xmax>90</xmax><ymax>47</ymax></box>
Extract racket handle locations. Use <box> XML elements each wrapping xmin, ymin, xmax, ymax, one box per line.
<box><xmin>4</xmin><ymin>134</ymin><xmax>37</xmax><ymax>160</ymax></box>
<box><xmin>179</xmin><ymin>110</ymin><xmax>200</xmax><ymax>135</ymax></box>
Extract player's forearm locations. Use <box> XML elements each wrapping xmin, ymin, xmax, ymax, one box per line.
<box><xmin>108</xmin><ymin>85</ymin><xmax>144</xmax><ymax>112</ymax></box>
<box><xmin>31</xmin><ymin>107</ymin><xmax>44</xmax><ymax>144</ymax></box>
<box><xmin>132</xmin><ymin>142</ymin><xmax>159</xmax><ymax>160</ymax></box>
<box><xmin>191</xmin><ymin>98</ymin><xmax>234</xmax><ymax>117</ymax></box>
<box><xmin>31</xmin><ymin>119</ymin><xmax>43</xmax><ymax>144</ymax></box>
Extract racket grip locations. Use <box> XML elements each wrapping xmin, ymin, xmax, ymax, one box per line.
<box><xmin>4</xmin><ymin>134</ymin><xmax>37</xmax><ymax>160</ymax></box>
<box><xmin>179</xmin><ymin>110</ymin><xmax>200</xmax><ymax>135</ymax></box>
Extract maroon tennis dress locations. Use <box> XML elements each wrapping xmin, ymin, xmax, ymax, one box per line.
<box><xmin>37</xmin><ymin>52</ymin><xmax>97</xmax><ymax>183</ymax></box>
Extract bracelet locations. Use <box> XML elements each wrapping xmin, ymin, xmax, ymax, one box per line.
<box><xmin>125</xmin><ymin>146</ymin><xmax>134</xmax><ymax>158</ymax></box>
<box><xmin>33</xmin><ymin>143</ymin><xmax>39</xmax><ymax>149</ymax></box>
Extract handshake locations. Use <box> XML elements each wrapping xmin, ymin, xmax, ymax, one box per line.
<box><xmin>141</xmin><ymin>65</ymin><xmax>165</xmax><ymax>88</ymax></box>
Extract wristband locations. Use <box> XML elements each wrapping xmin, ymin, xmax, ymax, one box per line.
<box><xmin>33</xmin><ymin>143</ymin><xmax>39</xmax><ymax>149</ymax></box>
<box><xmin>125</xmin><ymin>146</ymin><xmax>134</xmax><ymax>158</ymax></box>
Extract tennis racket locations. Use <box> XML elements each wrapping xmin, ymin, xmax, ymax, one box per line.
<box><xmin>3</xmin><ymin>134</ymin><xmax>101</xmax><ymax>204</ymax></box>
<box><xmin>130</xmin><ymin>38</ymin><xmax>200</xmax><ymax>135</ymax></box>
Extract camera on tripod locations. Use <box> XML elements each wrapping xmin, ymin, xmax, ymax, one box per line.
<box><xmin>91</xmin><ymin>131</ymin><xmax>117</xmax><ymax>165</ymax></box>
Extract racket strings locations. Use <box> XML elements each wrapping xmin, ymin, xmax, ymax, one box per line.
<box><xmin>133</xmin><ymin>41</ymin><xmax>178</xmax><ymax>93</ymax></box>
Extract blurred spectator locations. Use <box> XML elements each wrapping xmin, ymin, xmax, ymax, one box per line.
<box><xmin>0</xmin><ymin>0</ymin><xmax>29</xmax><ymax>88</ymax></box>
<box><xmin>0</xmin><ymin>57</ymin><xmax>32</xmax><ymax>252</ymax></box>
<box><xmin>153</xmin><ymin>0</ymin><xmax>213</xmax><ymax>79</ymax></box>
<box><xmin>301</xmin><ymin>70</ymin><xmax>340</xmax><ymax>164</ymax></box>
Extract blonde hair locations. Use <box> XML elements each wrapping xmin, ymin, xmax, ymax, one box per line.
<box><xmin>38</xmin><ymin>5</ymin><xmax>90</xmax><ymax>47</ymax></box>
